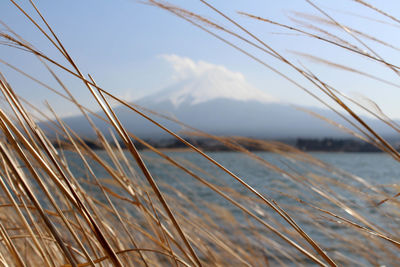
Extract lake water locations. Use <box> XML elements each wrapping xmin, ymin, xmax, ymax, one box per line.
<box><xmin>67</xmin><ymin>150</ymin><xmax>400</xmax><ymax>266</ymax></box>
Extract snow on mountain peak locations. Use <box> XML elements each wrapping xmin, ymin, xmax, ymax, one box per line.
<box><xmin>140</xmin><ymin>55</ymin><xmax>277</xmax><ymax>106</ymax></box>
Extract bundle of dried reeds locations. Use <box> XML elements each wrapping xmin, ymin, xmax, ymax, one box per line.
<box><xmin>0</xmin><ymin>0</ymin><xmax>399</xmax><ymax>266</ymax></box>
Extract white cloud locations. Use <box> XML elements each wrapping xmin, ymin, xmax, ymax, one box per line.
<box><xmin>161</xmin><ymin>54</ymin><xmax>245</xmax><ymax>81</ymax></box>
<box><xmin>158</xmin><ymin>54</ymin><xmax>277</xmax><ymax>106</ymax></box>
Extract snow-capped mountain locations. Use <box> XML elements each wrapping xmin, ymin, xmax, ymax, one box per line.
<box><xmin>53</xmin><ymin>75</ymin><xmax>397</xmax><ymax>140</ymax></box>
<box><xmin>139</xmin><ymin>70</ymin><xmax>276</xmax><ymax>107</ymax></box>
<box><xmin>41</xmin><ymin>54</ymin><xmax>399</xmax><ymax>141</ymax></box>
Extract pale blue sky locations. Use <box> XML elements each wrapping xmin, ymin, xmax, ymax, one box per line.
<box><xmin>1</xmin><ymin>0</ymin><xmax>400</xmax><ymax>118</ymax></box>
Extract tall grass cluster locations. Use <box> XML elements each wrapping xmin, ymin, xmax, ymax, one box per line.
<box><xmin>0</xmin><ymin>0</ymin><xmax>400</xmax><ymax>266</ymax></box>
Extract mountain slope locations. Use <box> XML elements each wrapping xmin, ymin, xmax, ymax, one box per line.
<box><xmin>139</xmin><ymin>68</ymin><xmax>276</xmax><ymax>107</ymax></box>
<box><xmin>45</xmin><ymin>53</ymin><xmax>400</xmax><ymax>141</ymax></box>
<box><xmin>52</xmin><ymin>80</ymin><xmax>397</xmax><ymax>140</ymax></box>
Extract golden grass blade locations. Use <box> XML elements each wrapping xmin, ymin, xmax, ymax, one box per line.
<box><xmin>0</xmin><ymin>167</ymin><xmax>52</xmax><ymax>267</ymax></box>
<box><xmin>61</xmin><ymin>247</ymin><xmax>192</xmax><ymax>267</ymax></box>
<box><xmin>0</xmin><ymin>138</ymin><xmax>77</xmax><ymax>267</ymax></box>
<box><xmin>304</xmin><ymin>0</ymin><xmax>400</xmax><ymax>77</ymax></box>
<box><xmin>0</xmin><ymin>86</ymin><xmax>122</xmax><ymax>266</ymax></box>
<box><xmin>352</xmin><ymin>0</ymin><xmax>400</xmax><ymax>25</ymax></box>
<box><xmin>48</xmin><ymin>105</ymin><xmax>149</xmax><ymax>267</ymax></box>
<box><xmin>0</xmin><ymin>222</ymin><xmax>26</xmax><ymax>267</ymax></box>
<box><xmin>238</xmin><ymin>11</ymin><xmax>400</xmax><ymax>70</ymax></box>
<box><xmin>144</xmin><ymin>192</ymin><xmax>179</xmax><ymax>267</ymax></box>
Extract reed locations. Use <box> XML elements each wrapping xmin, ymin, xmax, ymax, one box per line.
<box><xmin>0</xmin><ymin>0</ymin><xmax>399</xmax><ymax>266</ymax></box>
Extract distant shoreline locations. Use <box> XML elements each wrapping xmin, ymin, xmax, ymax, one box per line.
<box><xmin>52</xmin><ymin>137</ymin><xmax>400</xmax><ymax>153</ymax></box>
